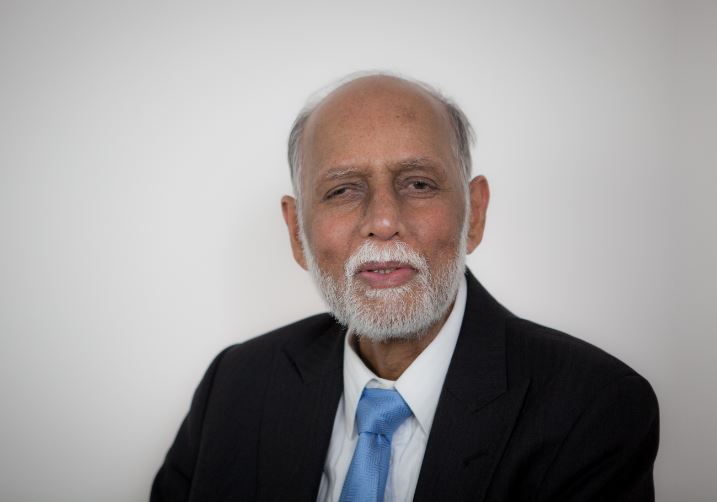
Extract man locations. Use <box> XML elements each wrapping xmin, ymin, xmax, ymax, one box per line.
<box><xmin>151</xmin><ymin>73</ymin><xmax>659</xmax><ymax>501</ymax></box>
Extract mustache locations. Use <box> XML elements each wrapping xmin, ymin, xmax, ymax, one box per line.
<box><xmin>344</xmin><ymin>241</ymin><xmax>429</xmax><ymax>278</ymax></box>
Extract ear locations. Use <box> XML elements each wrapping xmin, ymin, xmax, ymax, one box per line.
<box><xmin>281</xmin><ymin>195</ymin><xmax>308</xmax><ymax>270</ymax></box>
<box><xmin>466</xmin><ymin>175</ymin><xmax>490</xmax><ymax>254</ymax></box>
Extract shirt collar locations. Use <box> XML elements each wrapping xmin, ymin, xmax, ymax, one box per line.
<box><xmin>341</xmin><ymin>275</ymin><xmax>467</xmax><ymax>437</ymax></box>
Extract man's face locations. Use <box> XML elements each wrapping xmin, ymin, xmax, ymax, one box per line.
<box><xmin>282</xmin><ymin>77</ymin><xmax>488</xmax><ymax>340</ymax></box>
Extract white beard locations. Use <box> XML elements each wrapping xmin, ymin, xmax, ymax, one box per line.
<box><xmin>300</xmin><ymin>220</ymin><xmax>468</xmax><ymax>342</ymax></box>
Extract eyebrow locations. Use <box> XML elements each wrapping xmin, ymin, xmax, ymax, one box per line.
<box><xmin>321</xmin><ymin>157</ymin><xmax>444</xmax><ymax>181</ymax></box>
<box><xmin>391</xmin><ymin>157</ymin><xmax>443</xmax><ymax>173</ymax></box>
<box><xmin>322</xmin><ymin>167</ymin><xmax>365</xmax><ymax>181</ymax></box>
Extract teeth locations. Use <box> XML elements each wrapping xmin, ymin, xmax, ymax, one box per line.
<box><xmin>370</xmin><ymin>268</ymin><xmax>396</xmax><ymax>274</ymax></box>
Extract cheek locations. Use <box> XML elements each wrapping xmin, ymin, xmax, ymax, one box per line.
<box><xmin>306</xmin><ymin>215</ymin><xmax>356</xmax><ymax>270</ymax></box>
<box><xmin>411</xmin><ymin>205</ymin><xmax>465</xmax><ymax>252</ymax></box>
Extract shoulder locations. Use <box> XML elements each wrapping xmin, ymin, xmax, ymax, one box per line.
<box><xmin>504</xmin><ymin>316</ymin><xmax>657</xmax><ymax>416</ymax></box>
<box><xmin>185</xmin><ymin>312</ymin><xmax>341</xmax><ymax>429</ymax></box>
<box><xmin>223</xmin><ymin>312</ymin><xmax>337</xmax><ymax>357</ymax></box>
<box><xmin>500</xmin><ymin>320</ymin><xmax>660</xmax><ymax>500</ymax></box>
<box><xmin>211</xmin><ymin>312</ymin><xmax>338</xmax><ymax>375</ymax></box>
<box><xmin>506</xmin><ymin>317</ymin><xmax>640</xmax><ymax>378</ymax></box>
<box><xmin>465</xmin><ymin>269</ymin><xmax>653</xmax><ymax>397</ymax></box>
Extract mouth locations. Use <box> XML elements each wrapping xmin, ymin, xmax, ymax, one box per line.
<box><xmin>356</xmin><ymin>261</ymin><xmax>417</xmax><ymax>289</ymax></box>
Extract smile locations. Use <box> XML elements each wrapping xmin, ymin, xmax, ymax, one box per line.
<box><xmin>357</xmin><ymin>262</ymin><xmax>417</xmax><ymax>288</ymax></box>
<box><xmin>369</xmin><ymin>268</ymin><xmax>399</xmax><ymax>274</ymax></box>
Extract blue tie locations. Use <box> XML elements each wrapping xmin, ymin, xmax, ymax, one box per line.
<box><xmin>339</xmin><ymin>388</ymin><xmax>412</xmax><ymax>502</ymax></box>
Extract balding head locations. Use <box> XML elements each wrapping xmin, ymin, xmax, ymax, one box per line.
<box><xmin>288</xmin><ymin>73</ymin><xmax>474</xmax><ymax>201</ymax></box>
<box><xmin>280</xmin><ymin>73</ymin><xmax>490</xmax><ymax>342</ymax></box>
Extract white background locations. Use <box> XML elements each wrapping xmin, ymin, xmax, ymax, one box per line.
<box><xmin>1</xmin><ymin>1</ymin><xmax>715</xmax><ymax>501</ymax></box>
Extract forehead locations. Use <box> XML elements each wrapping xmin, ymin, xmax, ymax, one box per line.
<box><xmin>300</xmin><ymin>77</ymin><xmax>457</xmax><ymax>177</ymax></box>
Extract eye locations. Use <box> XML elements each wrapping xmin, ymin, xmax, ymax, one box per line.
<box><xmin>399</xmin><ymin>176</ymin><xmax>440</xmax><ymax>199</ymax></box>
<box><xmin>324</xmin><ymin>184</ymin><xmax>359</xmax><ymax>200</ymax></box>
<box><xmin>410</xmin><ymin>180</ymin><xmax>432</xmax><ymax>191</ymax></box>
<box><xmin>402</xmin><ymin>178</ymin><xmax>438</xmax><ymax>196</ymax></box>
<box><xmin>327</xmin><ymin>187</ymin><xmax>347</xmax><ymax>198</ymax></box>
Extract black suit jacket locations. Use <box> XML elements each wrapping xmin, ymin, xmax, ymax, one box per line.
<box><xmin>152</xmin><ymin>270</ymin><xmax>659</xmax><ymax>501</ymax></box>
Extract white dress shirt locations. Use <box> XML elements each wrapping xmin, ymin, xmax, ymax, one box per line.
<box><xmin>317</xmin><ymin>276</ymin><xmax>467</xmax><ymax>502</ymax></box>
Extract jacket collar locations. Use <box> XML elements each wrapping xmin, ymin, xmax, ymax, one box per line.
<box><xmin>284</xmin><ymin>319</ymin><xmax>346</xmax><ymax>383</ymax></box>
<box><xmin>414</xmin><ymin>269</ymin><xmax>529</xmax><ymax>502</ymax></box>
<box><xmin>271</xmin><ymin>269</ymin><xmax>526</xmax><ymax>502</ymax></box>
<box><xmin>441</xmin><ymin>268</ymin><xmax>513</xmax><ymax>411</ymax></box>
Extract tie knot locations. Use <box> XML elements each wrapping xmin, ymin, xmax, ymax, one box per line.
<box><xmin>355</xmin><ymin>388</ymin><xmax>412</xmax><ymax>440</ymax></box>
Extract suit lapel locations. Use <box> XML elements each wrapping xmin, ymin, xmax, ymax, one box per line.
<box><xmin>414</xmin><ymin>271</ymin><xmax>530</xmax><ymax>502</ymax></box>
<box><xmin>254</xmin><ymin>271</ymin><xmax>526</xmax><ymax>501</ymax></box>
<box><xmin>256</xmin><ymin>321</ymin><xmax>345</xmax><ymax>501</ymax></box>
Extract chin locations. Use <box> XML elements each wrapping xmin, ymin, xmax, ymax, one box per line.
<box><xmin>336</xmin><ymin>287</ymin><xmax>449</xmax><ymax>343</ymax></box>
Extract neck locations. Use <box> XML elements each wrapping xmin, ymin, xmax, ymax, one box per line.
<box><xmin>354</xmin><ymin>306</ymin><xmax>453</xmax><ymax>380</ymax></box>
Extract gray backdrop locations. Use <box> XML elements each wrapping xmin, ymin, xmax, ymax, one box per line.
<box><xmin>1</xmin><ymin>1</ymin><xmax>714</xmax><ymax>501</ymax></box>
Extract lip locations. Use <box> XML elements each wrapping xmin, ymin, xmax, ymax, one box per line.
<box><xmin>356</xmin><ymin>261</ymin><xmax>417</xmax><ymax>289</ymax></box>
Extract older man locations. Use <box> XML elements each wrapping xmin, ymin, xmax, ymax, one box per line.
<box><xmin>151</xmin><ymin>74</ymin><xmax>659</xmax><ymax>502</ymax></box>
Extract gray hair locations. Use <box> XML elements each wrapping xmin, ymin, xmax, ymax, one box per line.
<box><xmin>287</xmin><ymin>72</ymin><xmax>475</xmax><ymax>200</ymax></box>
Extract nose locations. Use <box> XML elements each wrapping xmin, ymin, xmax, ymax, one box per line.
<box><xmin>360</xmin><ymin>188</ymin><xmax>404</xmax><ymax>241</ymax></box>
